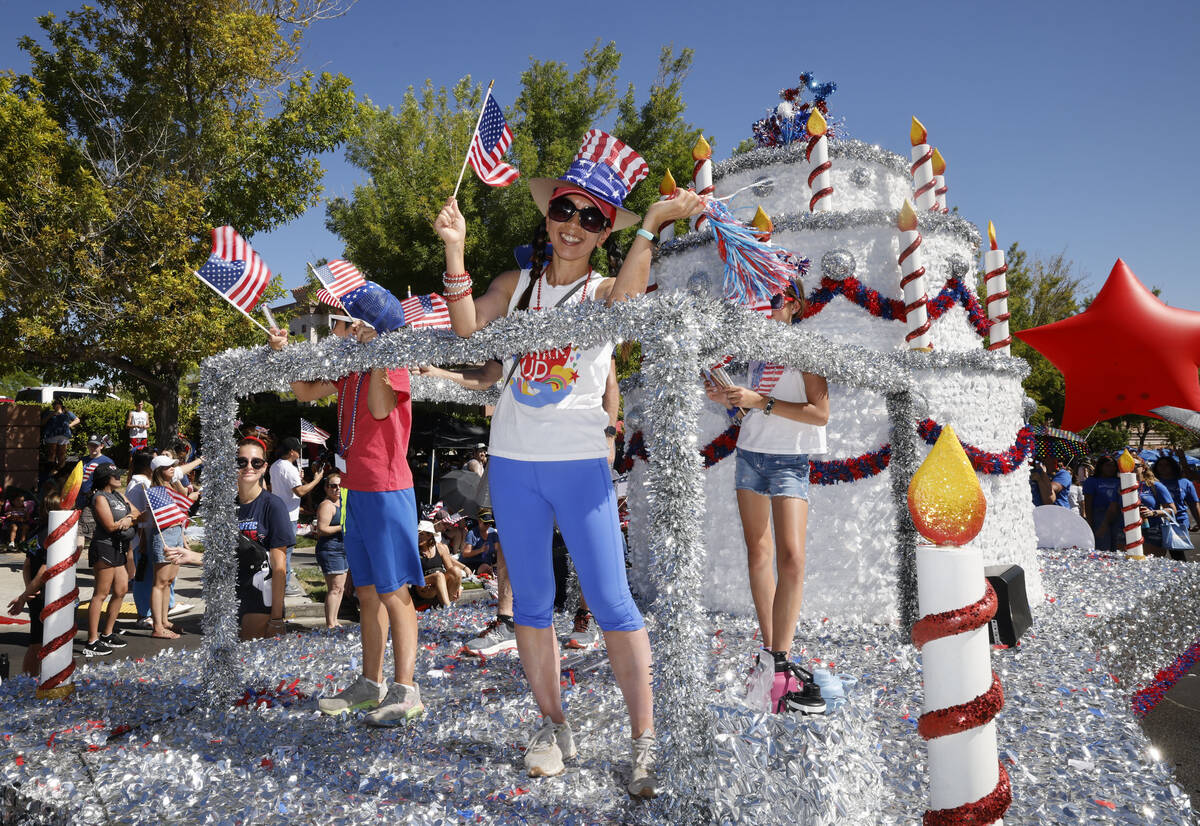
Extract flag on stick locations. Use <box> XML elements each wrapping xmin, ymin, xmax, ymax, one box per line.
<box><xmin>195</xmin><ymin>227</ymin><xmax>274</xmax><ymax>334</ymax></box>
<box><xmin>146</xmin><ymin>485</ymin><xmax>189</xmax><ymax>530</ymax></box>
<box><xmin>315</xmin><ymin>288</ymin><xmax>344</xmax><ymax>309</ymax></box>
<box><xmin>400</xmin><ymin>293</ymin><xmax>452</xmax><ymax>330</ymax></box>
<box><xmin>312</xmin><ymin>260</ymin><xmax>367</xmax><ymax>299</ymax></box>
<box><xmin>454</xmin><ymin>82</ymin><xmax>519</xmax><ymax>196</ymax></box>
<box><xmin>300</xmin><ymin>418</ymin><xmax>330</xmax><ymax>446</ymax></box>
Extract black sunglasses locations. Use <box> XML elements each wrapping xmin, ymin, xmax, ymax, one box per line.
<box><xmin>547</xmin><ymin>196</ymin><xmax>610</xmax><ymax>233</ymax></box>
<box><xmin>235</xmin><ymin>457</ymin><xmax>267</xmax><ymax>469</ymax></box>
<box><xmin>769</xmin><ymin>292</ymin><xmax>798</xmax><ymax>310</ymax></box>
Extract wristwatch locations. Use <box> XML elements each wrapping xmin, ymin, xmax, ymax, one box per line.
<box><xmin>604</xmin><ymin>425</ymin><xmax>618</xmax><ymax>438</ymax></box>
<box><xmin>762</xmin><ymin>397</ymin><xmax>776</xmax><ymax>416</ymax></box>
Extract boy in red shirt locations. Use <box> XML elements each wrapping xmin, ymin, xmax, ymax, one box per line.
<box><xmin>268</xmin><ymin>317</ymin><xmax>424</xmax><ymax>725</ymax></box>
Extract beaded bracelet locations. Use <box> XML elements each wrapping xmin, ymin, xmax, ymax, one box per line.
<box><xmin>445</xmin><ymin>289</ymin><xmax>473</xmax><ymax>304</ymax></box>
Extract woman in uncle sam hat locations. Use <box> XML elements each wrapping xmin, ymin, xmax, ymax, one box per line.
<box><xmin>435</xmin><ymin>130</ymin><xmax>703</xmax><ymax>796</ymax></box>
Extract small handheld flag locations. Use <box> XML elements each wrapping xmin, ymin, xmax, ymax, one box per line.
<box><xmin>312</xmin><ymin>260</ymin><xmax>367</xmax><ymax>299</ymax></box>
<box><xmin>300</xmin><ymin>418</ymin><xmax>330</xmax><ymax>446</ymax></box>
<box><xmin>195</xmin><ymin>227</ymin><xmax>274</xmax><ymax>334</ymax></box>
<box><xmin>400</xmin><ymin>293</ymin><xmax>451</xmax><ymax>330</ymax></box>
<box><xmin>454</xmin><ymin>81</ymin><xmax>519</xmax><ymax>196</ymax></box>
<box><xmin>146</xmin><ymin>485</ymin><xmax>189</xmax><ymax>531</ymax></box>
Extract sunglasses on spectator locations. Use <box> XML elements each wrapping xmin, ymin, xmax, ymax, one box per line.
<box><xmin>326</xmin><ymin>482</ymin><xmax>340</xmax><ymax>488</ymax></box>
<box><xmin>547</xmin><ymin>196</ymin><xmax>610</xmax><ymax>233</ymax></box>
<box><xmin>235</xmin><ymin>457</ymin><xmax>267</xmax><ymax>469</ymax></box>
<box><xmin>769</xmin><ymin>291</ymin><xmax>799</xmax><ymax>310</ymax></box>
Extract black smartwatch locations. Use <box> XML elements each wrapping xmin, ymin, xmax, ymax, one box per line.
<box><xmin>604</xmin><ymin>425</ymin><xmax>618</xmax><ymax>438</ymax></box>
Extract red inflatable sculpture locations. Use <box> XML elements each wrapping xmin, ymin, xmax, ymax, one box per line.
<box><xmin>1016</xmin><ymin>259</ymin><xmax>1200</xmax><ymax>431</ymax></box>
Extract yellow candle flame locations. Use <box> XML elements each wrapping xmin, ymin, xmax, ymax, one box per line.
<box><xmin>751</xmin><ymin>206</ymin><xmax>773</xmax><ymax>233</ymax></box>
<box><xmin>659</xmin><ymin>169</ymin><xmax>677</xmax><ymax>196</ymax></box>
<box><xmin>907</xmin><ymin>425</ymin><xmax>987</xmax><ymax>546</ymax></box>
<box><xmin>60</xmin><ymin>460</ymin><xmax>84</xmax><ymax>510</ymax></box>
<box><xmin>897</xmin><ymin>200</ymin><xmax>918</xmax><ymax>232</ymax></box>
<box><xmin>931</xmin><ymin>147</ymin><xmax>946</xmax><ymax>175</ymax></box>
<box><xmin>910</xmin><ymin>116</ymin><xmax>928</xmax><ymax>146</ymax></box>
<box><xmin>1117</xmin><ymin>449</ymin><xmax>1137</xmax><ymax>474</ymax></box>
<box><xmin>987</xmin><ymin>220</ymin><xmax>998</xmax><ymax>251</ymax></box>
<box><xmin>806</xmin><ymin>108</ymin><xmax>828</xmax><ymax>137</ymax></box>
<box><xmin>692</xmin><ymin>136</ymin><xmax>712</xmax><ymax>161</ymax></box>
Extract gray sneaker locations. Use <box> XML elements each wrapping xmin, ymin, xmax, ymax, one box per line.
<box><xmin>364</xmin><ymin>682</ymin><xmax>425</xmax><ymax>727</ymax></box>
<box><xmin>524</xmin><ymin>719</ymin><xmax>574</xmax><ymax>777</ymax></box>
<box><xmin>285</xmin><ymin>574</ymin><xmax>306</xmax><ymax>598</ymax></box>
<box><xmin>627</xmin><ymin>732</ymin><xmax>658</xmax><ymax>798</ymax></box>
<box><xmin>317</xmin><ymin>674</ymin><xmax>386</xmax><ymax>716</ymax></box>
<box><xmin>464</xmin><ymin>617</ymin><xmax>517</xmax><ymax>656</ymax></box>
<box><xmin>564</xmin><ymin>611</ymin><xmax>600</xmax><ymax>650</ymax></box>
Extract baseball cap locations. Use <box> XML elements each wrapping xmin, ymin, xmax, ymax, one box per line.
<box><xmin>417</xmin><ymin>520</ymin><xmax>436</xmax><ymax>535</ymax></box>
<box><xmin>150</xmin><ymin>455</ymin><xmax>178</xmax><ymax>470</ymax></box>
<box><xmin>280</xmin><ymin>437</ymin><xmax>302</xmax><ymax>453</ymax></box>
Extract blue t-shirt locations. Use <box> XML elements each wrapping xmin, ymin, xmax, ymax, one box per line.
<box><xmin>1159</xmin><ymin>478</ymin><xmax>1198</xmax><ymax>530</ymax></box>
<box><xmin>80</xmin><ymin>455</ymin><xmax>115</xmax><ymax>496</ymax></box>
<box><xmin>44</xmin><ymin>410</ymin><xmax>76</xmax><ymax>439</ymax></box>
<box><xmin>1139</xmin><ymin>481</ymin><xmax>1173</xmax><ymax>521</ymax></box>
<box><xmin>1081</xmin><ymin>476</ymin><xmax>1122</xmax><ymax>527</ymax></box>
<box><xmin>1031</xmin><ymin>467</ymin><xmax>1073</xmax><ymax>507</ymax></box>
<box><xmin>236</xmin><ymin>491</ymin><xmax>295</xmax><ymax>552</ymax></box>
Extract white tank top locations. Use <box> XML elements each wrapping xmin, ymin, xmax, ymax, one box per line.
<box><xmin>735</xmin><ymin>363</ymin><xmax>827</xmax><ymax>455</ymax></box>
<box><xmin>488</xmin><ymin>268</ymin><xmax>613</xmax><ymax>462</ymax></box>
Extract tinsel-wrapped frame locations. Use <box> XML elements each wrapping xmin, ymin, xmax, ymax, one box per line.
<box><xmin>198</xmin><ymin>292</ymin><xmax>1026</xmax><ymax>822</ymax></box>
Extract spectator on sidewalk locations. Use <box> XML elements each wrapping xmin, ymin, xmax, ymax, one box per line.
<box><xmin>269</xmin><ymin>437</ymin><xmax>325</xmax><ymax>597</ymax></box>
<box><xmin>1153</xmin><ymin>456</ymin><xmax>1200</xmax><ymax>532</ymax></box>
<box><xmin>1031</xmin><ymin>457</ymin><xmax>1073</xmax><ymax>507</ymax></box>
<box><xmin>126</xmin><ymin>400</ymin><xmax>150</xmax><ymax>454</ymax></box>
<box><xmin>1082</xmin><ymin>456</ymin><xmax>1123</xmax><ymax>551</ymax></box>
<box><xmin>84</xmin><ymin>463</ymin><xmax>138</xmax><ymax>657</ymax></box>
<box><xmin>146</xmin><ymin>457</ymin><xmax>186</xmax><ymax>640</ymax></box>
<box><xmin>412</xmin><ymin>520</ymin><xmax>470</xmax><ymax>608</ymax></box>
<box><xmin>42</xmin><ymin>400</ymin><xmax>80</xmax><ymax>467</ymax></box>
<box><xmin>3</xmin><ymin>488</ymin><xmax>34</xmax><ymax>550</ymax></box>
<box><xmin>315</xmin><ymin>471</ymin><xmax>350</xmax><ymax>629</ymax></box>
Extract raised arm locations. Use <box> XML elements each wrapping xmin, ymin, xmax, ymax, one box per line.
<box><xmin>435</xmin><ymin>197</ymin><xmax>521</xmax><ymax>336</ymax></box>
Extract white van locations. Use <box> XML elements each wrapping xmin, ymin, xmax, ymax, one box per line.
<box><xmin>15</xmin><ymin>385</ymin><xmax>115</xmax><ymax>403</ymax></box>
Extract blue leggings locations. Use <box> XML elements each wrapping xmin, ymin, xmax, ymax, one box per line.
<box><xmin>488</xmin><ymin>456</ymin><xmax>642</xmax><ymax>632</ymax></box>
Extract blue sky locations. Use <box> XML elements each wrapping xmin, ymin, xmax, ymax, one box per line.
<box><xmin>5</xmin><ymin>0</ymin><xmax>1199</xmax><ymax>308</ymax></box>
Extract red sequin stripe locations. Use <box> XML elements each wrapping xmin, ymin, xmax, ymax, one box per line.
<box><xmin>39</xmin><ymin>586</ymin><xmax>79</xmax><ymax>622</ymax></box>
<box><xmin>809</xmin><ymin>185</ymin><xmax>832</xmax><ymax>212</ymax></box>
<box><xmin>918</xmin><ymin>671</ymin><xmax>1004</xmax><ymax>740</ymax></box>
<box><xmin>37</xmin><ymin>659</ymin><xmax>76</xmax><ymax>691</ymax></box>
<box><xmin>935</xmin><ymin>183</ymin><xmax>948</xmax><ymax>212</ymax></box>
<box><xmin>905</xmin><ymin>308</ymin><xmax>932</xmax><ymax>344</ymax></box>
<box><xmin>911</xmin><ymin>581</ymin><xmax>998</xmax><ymax>649</ymax></box>
<box><xmin>911</xmin><ymin>146</ymin><xmax>936</xmax><ymax>202</ymax></box>
<box><xmin>898</xmin><ymin>234</ymin><xmax>923</xmax><ymax>276</ymax></box>
<box><xmin>923</xmin><ymin>762</ymin><xmax>1012</xmax><ymax>826</ymax></box>
<box><xmin>44</xmin><ymin>510</ymin><xmax>81</xmax><ymax>550</ymax></box>
<box><xmin>40</xmin><ymin>545</ymin><xmax>81</xmax><ymax>583</ymax></box>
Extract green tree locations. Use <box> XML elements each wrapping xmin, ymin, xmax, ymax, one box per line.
<box><xmin>0</xmin><ymin>0</ymin><xmax>357</xmax><ymax>448</ymax></box>
<box><xmin>326</xmin><ymin>42</ymin><xmax>704</xmax><ymax>297</ymax></box>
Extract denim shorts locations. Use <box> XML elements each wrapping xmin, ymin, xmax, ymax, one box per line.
<box><xmin>148</xmin><ymin>524</ymin><xmax>184</xmax><ymax>565</ymax></box>
<box><xmin>315</xmin><ymin>538</ymin><xmax>349</xmax><ymax>576</ymax></box>
<box><xmin>734</xmin><ymin>449</ymin><xmax>811</xmax><ymax>500</ymax></box>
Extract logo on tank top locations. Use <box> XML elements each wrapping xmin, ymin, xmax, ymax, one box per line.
<box><xmin>512</xmin><ymin>346</ymin><xmax>580</xmax><ymax>408</ymax></box>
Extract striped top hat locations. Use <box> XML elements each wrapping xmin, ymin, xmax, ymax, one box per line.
<box><xmin>528</xmin><ymin>130</ymin><xmax>650</xmax><ymax>231</ymax></box>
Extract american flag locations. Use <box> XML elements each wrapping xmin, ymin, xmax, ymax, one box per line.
<box><xmin>315</xmin><ymin>288</ymin><xmax>344</xmax><ymax>308</ymax></box>
<box><xmin>400</xmin><ymin>293</ymin><xmax>451</xmax><ymax>330</ymax></box>
<box><xmin>82</xmin><ymin>457</ymin><xmax>112</xmax><ymax>486</ymax></box>
<box><xmin>750</xmin><ymin>361</ymin><xmax>785</xmax><ymax>395</ymax></box>
<box><xmin>146</xmin><ymin>485</ymin><xmax>189</xmax><ymax>530</ymax></box>
<box><xmin>253</xmin><ymin>425</ymin><xmax>270</xmax><ymax>439</ymax></box>
<box><xmin>313</xmin><ymin>260</ymin><xmax>367</xmax><ymax>298</ymax></box>
<box><xmin>195</xmin><ymin>226</ymin><xmax>273</xmax><ymax>313</ymax></box>
<box><xmin>467</xmin><ymin>94</ymin><xmax>519</xmax><ymax>187</ymax></box>
<box><xmin>300</xmin><ymin>418</ymin><xmax>330</xmax><ymax>446</ymax></box>
<box><xmin>576</xmin><ymin>129</ymin><xmax>650</xmax><ymax>191</ymax></box>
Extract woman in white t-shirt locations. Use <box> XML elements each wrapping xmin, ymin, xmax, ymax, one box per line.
<box><xmin>706</xmin><ymin>277</ymin><xmax>829</xmax><ymax>717</ymax></box>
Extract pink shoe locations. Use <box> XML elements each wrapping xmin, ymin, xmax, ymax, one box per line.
<box><xmin>770</xmin><ymin>666</ymin><xmax>801</xmax><ymax>713</ymax></box>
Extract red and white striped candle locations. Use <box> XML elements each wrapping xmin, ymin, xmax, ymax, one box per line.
<box><xmin>691</xmin><ymin>136</ymin><xmax>713</xmax><ymax>232</ymax></box>
<box><xmin>806</xmin><ymin>108</ymin><xmax>832</xmax><ymax>212</ymax></box>
<box><xmin>984</xmin><ymin>221</ymin><xmax>1011</xmax><ymax>355</ymax></box>
<box><xmin>897</xmin><ymin>200</ymin><xmax>932</xmax><ymax>351</ymax></box>
<box><xmin>1118</xmin><ymin>450</ymin><xmax>1146</xmax><ymax>560</ymax></box>
<box><xmin>38</xmin><ymin>462</ymin><xmax>84</xmax><ymax>700</ymax></box>
<box><xmin>931</xmin><ymin>147</ymin><xmax>948</xmax><ymax>214</ymax></box>
<box><xmin>911</xmin><ymin>117</ymin><xmax>938</xmax><ymax>212</ymax></box>
<box><xmin>657</xmin><ymin>170</ymin><xmax>677</xmax><ymax>242</ymax></box>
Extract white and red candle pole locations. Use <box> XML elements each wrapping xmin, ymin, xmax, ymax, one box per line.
<box><xmin>931</xmin><ymin>148</ymin><xmax>948</xmax><ymax>214</ymax></box>
<box><xmin>1118</xmin><ymin>450</ymin><xmax>1146</xmax><ymax>560</ymax></box>
<box><xmin>911</xmin><ymin>116</ymin><xmax>938</xmax><ymax>212</ymax></box>
<box><xmin>691</xmin><ymin>136</ymin><xmax>713</xmax><ymax>232</ymax></box>
<box><xmin>806</xmin><ymin>108</ymin><xmax>832</xmax><ymax>212</ymax></box>
<box><xmin>898</xmin><ymin>200</ymin><xmax>932</xmax><ymax>351</ymax></box>
<box><xmin>909</xmin><ymin>426</ymin><xmax>1012</xmax><ymax>826</ymax></box>
<box><xmin>657</xmin><ymin>169</ymin><xmax>677</xmax><ymax>242</ymax></box>
<box><xmin>38</xmin><ymin>461</ymin><xmax>84</xmax><ymax>700</ymax></box>
<box><xmin>984</xmin><ymin>221</ymin><xmax>1012</xmax><ymax>355</ymax></box>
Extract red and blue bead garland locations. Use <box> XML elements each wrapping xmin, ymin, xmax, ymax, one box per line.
<box><xmin>1131</xmin><ymin>638</ymin><xmax>1200</xmax><ymax>718</ymax></box>
<box><xmin>918</xmin><ymin>420</ymin><xmax>1034</xmax><ymax>474</ymax></box>
<box><xmin>802</xmin><ymin>275</ymin><xmax>993</xmax><ymax>339</ymax></box>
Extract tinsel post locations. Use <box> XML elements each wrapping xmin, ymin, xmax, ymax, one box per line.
<box><xmin>37</xmin><ymin>461</ymin><xmax>83</xmax><ymax>700</ymax></box>
<box><xmin>691</xmin><ymin>136</ymin><xmax>714</xmax><ymax>233</ymax></box>
<box><xmin>910</xmin><ymin>117</ymin><xmax>938</xmax><ymax>212</ymax></box>
<box><xmin>931</xmin><ymin>148</ymin><xmax>948</xmax><ymax>214</ymax></box>
<box><xmin>1117</xmin><ymin>450</ymin><xmax>1146</xmax><ymax>560</ymax></box>
<box><xmin>909</xmin><ymin>428</ymin><xmax>1010</xmax><ymax>825</ymax></box>
<box><xmin>199</xmin><ymin>358</ymin><xmax>249</xmax><ymax>706</ymax></box>
<box><xmin>886</xmin><ymin>391</ymin><xmax>920</xmax><ymax>632</ymax></box>
<box><xmin>639</xmin><ymin>297</ymin><xmax>715</xmax><ymax>823</ymax></box>
<box><xmin>658</xmin><ymin>170</ymin><xmax>677</xmax><ymax>242</ymax></box>
<box><xmin>805</xmin><ymin>108</ymin><xmax>833</xmax><ymax>212</ymax></box>
<box><xmin>897</xmin><ymin>200</ymin><xmax>933</xmax><ymax>351</ymax></box>
<box><xmin>983</xmin><ymin>222</ymin><xmax>1011</xmax><ymax>355</ymax></box>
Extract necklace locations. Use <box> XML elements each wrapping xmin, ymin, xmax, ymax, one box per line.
<box><xmin>534</xmin><ymin>268</ymin><xmax>591</xmax><ymax>311</ymax></box>
<box><xmin>337</xmin><ymin>373</ymin><xmax>367</xmax><ymax>456</ymax></box>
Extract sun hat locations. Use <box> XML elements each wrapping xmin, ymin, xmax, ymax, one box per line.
<box><xmin>527</xmin><ymin>130</ymin><xmax>650</xmax><ymax>232</ymax></box>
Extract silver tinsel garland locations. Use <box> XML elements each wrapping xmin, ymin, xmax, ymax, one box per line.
<box><xmin>193</xmin><ymin>291</ymin><xmax>1028</xmax><ymax>818</ymax></box>
<box><xmin>712</xmin><ymin>138</ymin><xmax>912</xmax><ymax>183</ymax></box>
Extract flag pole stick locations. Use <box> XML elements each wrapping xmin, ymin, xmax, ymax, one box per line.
<box><xmin>193</xmin><ymin>272</ymin><xmax>272</xmax><ymax>336</ymax></box>
<box><xmin>452</xmin><ymin>79</ymin><xmax>495</xmax><ymax>199</ymax></box>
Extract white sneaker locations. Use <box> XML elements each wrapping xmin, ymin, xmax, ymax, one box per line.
<box><xmin>524</xmin><ymin>719</ymin><xmax>574</xmax><ymax>777</ymax></box>
<box><xmin>627</xmin><ymin>732</ymin><xmax>658</xmax><ymax>798</ymax></box>
<box><xmin>167</xmin><ymin>601</ymin><xmax>194</xmax><ymax>618</ymax></box>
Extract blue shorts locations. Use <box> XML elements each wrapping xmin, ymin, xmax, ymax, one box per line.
<box><xmin>315</xmin><ymin>537</ymin><xmax>349</xmax><ymax>576</ymax></box>
<box><xmin>148</xmin><ymin>524</ymin><xmax>184</xmax><ymax>565</ymax></box>
<box><xmin>735</xmin><ymin>449</ymin><xmax>811</xmax><ymax>500</ymax></box>
<box><xmin>343</xmin><ymin>488</ymin><xmax>421</xmax><ymax>594</ymax></box>
<box><xmin>488</xmin><ymin>456</ymin><xmax>642</xmax><ymax>632</ymax></box>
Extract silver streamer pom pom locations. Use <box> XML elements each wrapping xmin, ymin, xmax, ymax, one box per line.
<box><xmin>821</xmin><ymin>249</ymin><xmax>856</xmax><ymax>281</ymax></box>
<box><xmin>849</xmin><ymin>166</ymin><xmax>872</xmax><ymax>188</ymax></box>
<box><xmin>686</xmin><ymin>271</ymin><xmax>713</xmax><ymax>297</ymax></box>
<box><xmin>751</xmin><ymin>175</ymin><xmax>774</xmax><ymax>197</ymax></box>
<box><xmin>948</xmin><ymin>254</ymin><xmax>970</xmax><ymax>280</ymax></box>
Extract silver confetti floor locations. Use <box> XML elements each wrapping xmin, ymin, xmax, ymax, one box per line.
<box><xmin>2</xmin><ymin>547</ymin><xmax>1198</xmax><ymax>825</ymax></box>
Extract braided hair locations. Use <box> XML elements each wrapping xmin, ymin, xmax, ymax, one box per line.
<box><xmin>514</xmin><ymin>216</ymin><xmax>622</xmax><ymax>311</ymax></box>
